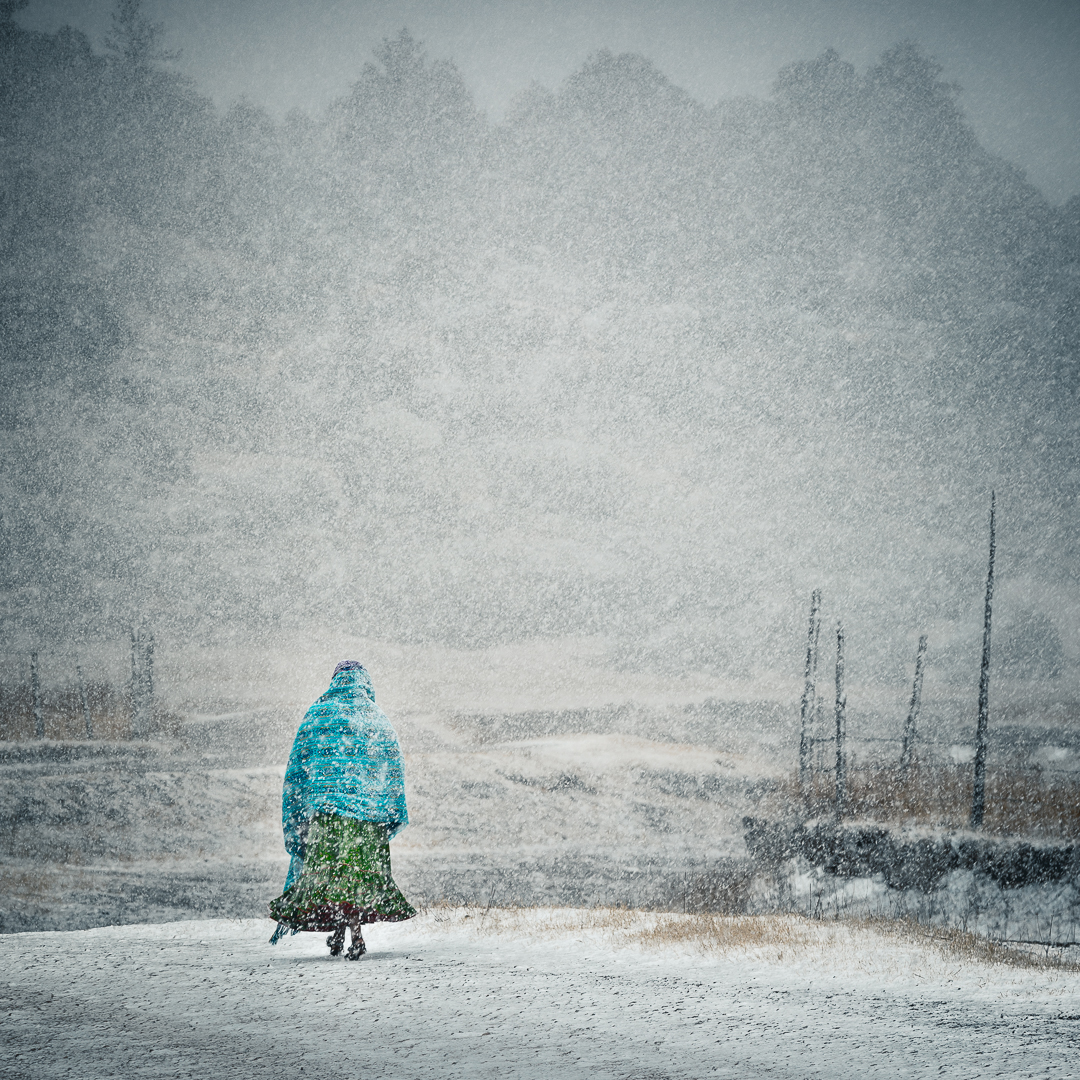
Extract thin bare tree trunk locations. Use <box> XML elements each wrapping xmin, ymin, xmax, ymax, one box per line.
<box><xmin>77</xmin><ymin>663</ymin><xmax>93</xmax><ymax>739</ymax></box>
<box><xmin>811</xmin><ymin>607</ymin><xmax>821</xmax><ymax>773</ymax></box>
<box><xmin>971</xmin><ymin>493</ymin><xmax>996</xmax><ymax>830</ymax></box>
<box><xmin>145</xmin><ymin>632</ymin><xmax>154</xmax><ymax>733</ymax></box>
<box><xmin>31</xmin><ymin>651</ymin><xmax>44</xmax><ymax>739</ymax></box>
<box><xmin>130</xmin><ymin>627</ymin><xmax>143</xmax><ymax>739</ymax></box>
<box><xmin>799</xmin><ymin>589</ymin><xmax>822</xmax><ymax>800</ymax></box>
<box><xmin>834</xmin><ymin>622</ymin><xmax>847</xmax><ymax>821</ymax></box>
<box><xmin>899</xmin><ymin>635</ymin><xmax>928</xmax><ymax>780</ymax></box>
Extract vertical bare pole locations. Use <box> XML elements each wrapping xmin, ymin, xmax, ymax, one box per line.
<box><xmin>834</xmin><ymin>622</ymin><xmax>847</xmax><ymax>821</ymax></box>
<box><xmin>145</xmin><ymin>632</ymin><xmax>155</xmax><ymax>735</ymax></box>
<box><xmin>971</xmin><ymin>493</ymin><xmax>996</xmax><ymax>830</ymax></box>
<box><xmin>130</xmin><ymin>627</ymin><xmax>142</xmax><ymax>739</ymax></box>
<box><xmin>798</xmin><ymin>590</ymin><xmax>822</xmax><ymax>800</ymax></box>
<box><xmin>30</xmin><ymin>652</ymin><xmax>44</xmax><ymax>739</ymax></box>
<box><xmin>811</xmin><ymin>608</ymin><xmax>821</xmax><ymax>772</ymax></box>
<box><xmin>899</xmin><ymin>635</ymin><xmax>928</xmax><ymax>780</ymax></box>
<box><xmin>77</xmin><ymin>663</ymin><xmax>93</xmax><ymax>739</ymax></box>
<box><xmin>815</xmin><ymin>683</ymin><xmax>825</xmax><ymax>775</ymax></box>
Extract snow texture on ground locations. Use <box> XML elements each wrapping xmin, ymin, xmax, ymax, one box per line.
<box><xmin>2</xmin><ymin>909</ymin><xmax>1078</xmax><ymax>1079</ymax></box>
<box><xmin>4</xmin><ymin>729</ymin><xmax>1078</xmax><ymax>938</ymax></box>
<box><xmin>0</xmin><ymin>728</ymin><xmax>763</xmax><ymax>930</ymax></box>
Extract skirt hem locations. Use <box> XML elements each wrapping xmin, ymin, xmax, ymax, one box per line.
<box><xmin>268</xmin><ymin>901</ymin><xmax>416</xmax><ymax>933</ymax></box>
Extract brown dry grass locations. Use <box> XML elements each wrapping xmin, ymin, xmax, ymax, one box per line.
<box><xmin>611</xmin><ymin>909</ymin><xmax>1078</xmax><ymax>970</ymax></box>
<box><xmin>771</xmin><ymin>763</ymin><xmax>1080</xmax><ymax>839</ymax></box>
<box><xmin>0</xmin><ymin>681</ymin><xmax>183</xmax><ymax>741</ymax></box>
<box><xmin>0</xmin><ymin>864</ymin><xmax>97</xmax><ymax>899</ymax></box>
<box><xmin>860</xmin><ymin>916</ymin><xmax>1080</xmax><ymax>970</ymax></box>
<box><xmin>435</xmin><ymin>904</ymin><xmax>1080</xmax><ymax>973</ymax></box>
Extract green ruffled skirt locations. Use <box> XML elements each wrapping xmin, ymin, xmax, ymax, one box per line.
<box><xmin>269</xmin><ymin>813</ymin><xmax>416</xmax><ymax>933</ymax></box>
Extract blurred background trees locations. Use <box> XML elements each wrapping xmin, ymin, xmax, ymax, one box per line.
<box><xmin>1</xmin><ymin>1</ymin><xmax>1076</xmax><ymax>689</ymax></box>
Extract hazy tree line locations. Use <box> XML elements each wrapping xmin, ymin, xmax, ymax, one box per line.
<box><xmin>1</xmin><ymin>0</ymin><xmax>1076</xmax><ymax>682</ymax></box>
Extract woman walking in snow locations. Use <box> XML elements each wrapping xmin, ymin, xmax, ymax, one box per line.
<box><xmin>269</xmin><ymin>661</ymin><xmax>415</xmax><ymax>959</ymax></box>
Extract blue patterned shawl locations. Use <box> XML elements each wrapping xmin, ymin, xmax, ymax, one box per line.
<box><xmin>280</xmin><ymin>664</ymin><xmax>408</xmax><ymax>890</ymax></box>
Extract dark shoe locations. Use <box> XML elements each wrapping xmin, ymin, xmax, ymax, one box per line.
<box><xmin>346</xmin><ymin>938</ymin><xmax>367</xmax><ymax>960</ymax></box>
<box><xmin>327</xmin><ymin>928</ymin><xmax>346</xmax><ymax>956</ymax></box>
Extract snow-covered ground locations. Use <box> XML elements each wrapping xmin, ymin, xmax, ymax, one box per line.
<box><xmin>3</xmin><ymin>908</ymin><xmax>1078</xmax><ymax>1079</ymax></box>
<box><xmin>0</xmin><ymin>723</ymin><xmax>769</xmax><ymax>931</ymax></box>
<box><xmin>4</xmin><ymin>719</ymin><xmax>1078</xmax><ymax>937</ymax></box>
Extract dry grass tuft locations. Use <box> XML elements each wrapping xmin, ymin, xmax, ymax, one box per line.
<box><xmin>769</xmin><ymin>763</ymin><xmax>1080</xmax><ymax>839</ymax></box>
<box><xmin>429</xmin><ymin>904</ymin><xmax>1080</xmax><ymax>973</ymax></box>
<box><xmin>620</xmin><ymin>910</ymin><xmax>816</xmax><ymax>956</ymax></box>
<box><xmin>0</xmin><ymin>680</ymin><xmax>183</xmax><ymax>741</ymax></box>
<box><xmin>859</xmin><ymin>916</ymin><xmax>1080</xmax><ymax>971</ymax></box>
<box><xmin>1</xmin><ymin>864</ymin><xmax>95</xmax><ymax>900</ymax></box>
<box><xmin>610</xmin><ymin>910</ymin><xmax>1079</xmax><ymax>970</ymax></box>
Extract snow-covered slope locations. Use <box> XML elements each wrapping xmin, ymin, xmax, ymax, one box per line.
<box><xmin>2</xmin><ymin>910</ymin><xmax>1078</xmax><ymax>1079</ymax></box>
<box><xmin>0</xmin><ymin>718</ymin><xmax>778</xmax><ymax>931</ymax></box>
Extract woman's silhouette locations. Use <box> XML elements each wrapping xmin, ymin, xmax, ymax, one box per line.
<box><xmin>269</xmin><ymin>661</ymin><xmax>415</xmax><ymax>958</ymax></box>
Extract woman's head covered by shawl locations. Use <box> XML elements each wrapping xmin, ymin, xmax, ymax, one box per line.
<box><xmin>333</xmin><ymin>660</ymin><xmax>366</xmax><ymax>676</ymax></box>
<box><xmin>328</xmin><ymin>661</ymin><xmax>375</xmax><ymax>704</ymax></box>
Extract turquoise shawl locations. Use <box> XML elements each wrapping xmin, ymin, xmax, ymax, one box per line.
<box><xmin>280</xmin><ymin>665</ymin><xmax>407</xmax><ymax>890</ymax></box>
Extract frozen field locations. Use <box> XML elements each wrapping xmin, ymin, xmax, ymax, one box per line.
<box><xmin>3</xmin><ymin>698</ymin><xmax>1078</xmax><ymax>934</ymax></box>
<box><xmin>2</xmin><ymin>908</ymin><xmax>1079</xmax><ymax>1079</ymax></box>
<box><xmin>0</xmin><ymin>709</ymin><xmax>782</xmax><ymax>931</ymax></box>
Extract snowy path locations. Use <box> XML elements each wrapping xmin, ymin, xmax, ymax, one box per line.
<box><xmin>2</xmin><ymin>911</ymin><xmax>1079</xmax><ymax>1079</ymax></box>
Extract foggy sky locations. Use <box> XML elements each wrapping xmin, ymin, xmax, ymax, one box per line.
<box><xmin>18</xmin><ymin>0</ymin><xmax>1080</xmax><ymax>204</ymax></box>
<box><xmin>3</xmin><ymin>0</ymin><xmax>1078</xmax><ymax>709</ymax></box>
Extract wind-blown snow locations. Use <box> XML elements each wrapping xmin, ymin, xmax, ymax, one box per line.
<box><xmin>3</xmin><ymin>910</ymin><xmax>1078</xmax><ymax>1078</ymax></box>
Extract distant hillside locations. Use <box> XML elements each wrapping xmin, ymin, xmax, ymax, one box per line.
<box><xmin>1</xmin><ymin>6</ymin><xmax>1077</xmax><ymax>695</ymax></box>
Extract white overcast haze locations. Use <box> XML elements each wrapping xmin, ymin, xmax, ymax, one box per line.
<box><xmin>4</xmin><ymin>0</ymin><xmax>1078</xmax><ymax>717</ymax></box>
<box><xmin>3</xmin><ymin>6</ymin><xmax>1080</xmax><ymax>1043</ymax></box>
